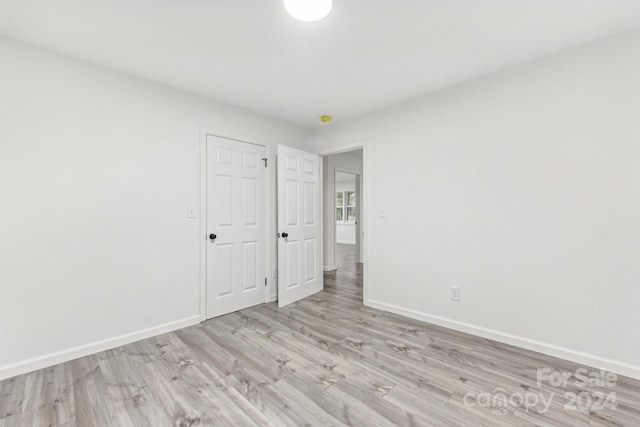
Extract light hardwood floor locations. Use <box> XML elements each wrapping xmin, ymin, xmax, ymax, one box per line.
<box><xmin>1</xmin><ymin>244</ymin><xmax>639</xmax><ymax>426</ymax></box>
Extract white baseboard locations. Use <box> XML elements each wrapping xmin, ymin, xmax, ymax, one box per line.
<box><xmin>366</xmin><ymin>299</ymin><xmax>640</xmax><ymax>381</ymax></box>
<box><xmin>323</xmin><ymin>265</ymin><xmax>337</xmax><ymax>271</ymax></box>
<box><xmin>336</xmin><ymin>242</ymin><xmax>356</xmax><ymax>245</ymax></box>
<box><xmin>0</xmin><ymin>315</ymin><xmax>201</xmax><ymax>382</ymax></box>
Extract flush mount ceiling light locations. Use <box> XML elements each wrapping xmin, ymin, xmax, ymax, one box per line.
<box><xmin>284</xmin><ymin>0</ymin><xmax>333</xmax><ymax>22</ymax></box>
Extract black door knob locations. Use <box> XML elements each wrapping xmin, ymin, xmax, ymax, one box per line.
<box><xmin>281</xmin><ymin>232</ymin><xmax>288</xmax><ymax>238</ymax></box>
<box><xmin>209</xmin><ymin>233</ymin><xmax>217</xmax><ymax>241</ymax></box>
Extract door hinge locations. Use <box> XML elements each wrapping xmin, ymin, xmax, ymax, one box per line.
<box><xmin>262</xmin><ymin>158</ymin><xmax>268</xmax><ymax>167</ymax></box>
<box><xmin>265</xmin><ymin>277</ymin><xmax>268</xmax><ymax>287</ymax></box>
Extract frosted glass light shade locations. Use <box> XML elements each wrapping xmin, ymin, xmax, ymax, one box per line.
<box><xmin>284</xmin><ymin>0</ymin><xmax>333</xmax><ymax>22</ymax></box>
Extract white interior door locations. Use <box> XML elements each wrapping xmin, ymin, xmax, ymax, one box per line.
<box><xmin>277</xmin><ymin>145</ymin><xmax>322</xmax><ymax>307</ymax></box>
<box><xmin>206</xmin><ymin>135</ymin><xmax>266</xmax><ymax>318</ymax></box>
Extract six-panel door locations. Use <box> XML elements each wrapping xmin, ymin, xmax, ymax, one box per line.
<box><xmin>277</xmin><ymin>145</ymin><xmax>322</xmax><ymax>307</ymax></box>
<box><xmin>206</xmin><ymin>135</ymin><xmax>266</xmax><ymax>318</ymax></box>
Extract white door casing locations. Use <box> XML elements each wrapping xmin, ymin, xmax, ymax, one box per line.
<box><xmin>206</xmin><ymin>135</ymin><xmax>266</xmax><ymax>318</ymax></box>
<box><xmin>277</xmin><ymin>145</ymin><xmax>323</xmax><ymax>307</ymax></box>
<box><xmin>355</xmin><ymin>173</ymin><xmax>362</xmax><ymax>263</ymax></box>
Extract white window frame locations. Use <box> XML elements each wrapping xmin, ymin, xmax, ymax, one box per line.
<box><xmin>336</xmin><ymin>190</ymin><xmax>356</xmax><ymax>223</ymax></box>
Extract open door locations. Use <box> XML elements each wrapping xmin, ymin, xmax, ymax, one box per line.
<box><xmin>277</xmin><ymin>145</ymin><xmax>322</xmax><ymax>307</ymax></box>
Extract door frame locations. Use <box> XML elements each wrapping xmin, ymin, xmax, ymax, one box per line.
<box><xmin>199</xmin><ymin>127</ymin><xmax>273</xmax><ymax>322</ymax></box>
<box><xmin>318</xmin><ymin>141</ymin><xmax>369</xmax><ymax>304</ymax></box>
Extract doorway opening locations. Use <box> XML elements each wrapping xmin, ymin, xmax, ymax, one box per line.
<box><xmin>334</xmin><ymin>171</ymin><xmax>358</xmax><ymax>266</ymax></box>
<box><xmin>322</xmin><ymin>148</ymin><xmax>364</xmax><ymax>300</ymax></box>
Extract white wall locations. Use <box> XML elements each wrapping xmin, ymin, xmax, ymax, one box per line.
<box><xmin>336</xmin><ymin>224</ymin><xmax>355</xmax><ymax>245</ymax></box>
<box><xmin>0</xmin><ymin>36</ymin><xmax>310</xmax><ymax>380</ymax></box>
<box><xmin>311</xmin><ymin>28</ymin><xmax>640</xmax><ymax>379</ymax></box>
<box><xmin>322</xmin><ymin>152</ymin><xmax>363</xmax><ymax>269</ymax></box>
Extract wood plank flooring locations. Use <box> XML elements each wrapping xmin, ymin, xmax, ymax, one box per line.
<box><xmin>1</xmin><ymin>243</ymin><xmax>639</xmax><ymax>426</ymax></box>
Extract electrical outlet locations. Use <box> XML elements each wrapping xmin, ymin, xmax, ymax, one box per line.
<box><xmin>450</xmin><ymin>287</ymin><xmax>461</xmax><ymax>302</ymax></box>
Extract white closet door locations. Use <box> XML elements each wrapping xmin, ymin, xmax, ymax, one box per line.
<box><xmin>206</xmin><ymin>135</ymin><xmax>266</xmax><ymax>318</ymax></box>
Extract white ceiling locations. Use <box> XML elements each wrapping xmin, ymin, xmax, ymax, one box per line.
<box><xmin>2</xmin><ymin>0</ymin><xmax>640</xmax><ymax>129</ymax></box>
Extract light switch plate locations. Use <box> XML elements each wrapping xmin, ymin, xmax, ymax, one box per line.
<box><xmin>187</xmin><ymin>205</ymin><xmax>197</xmax><ymax>219</ymax></box>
